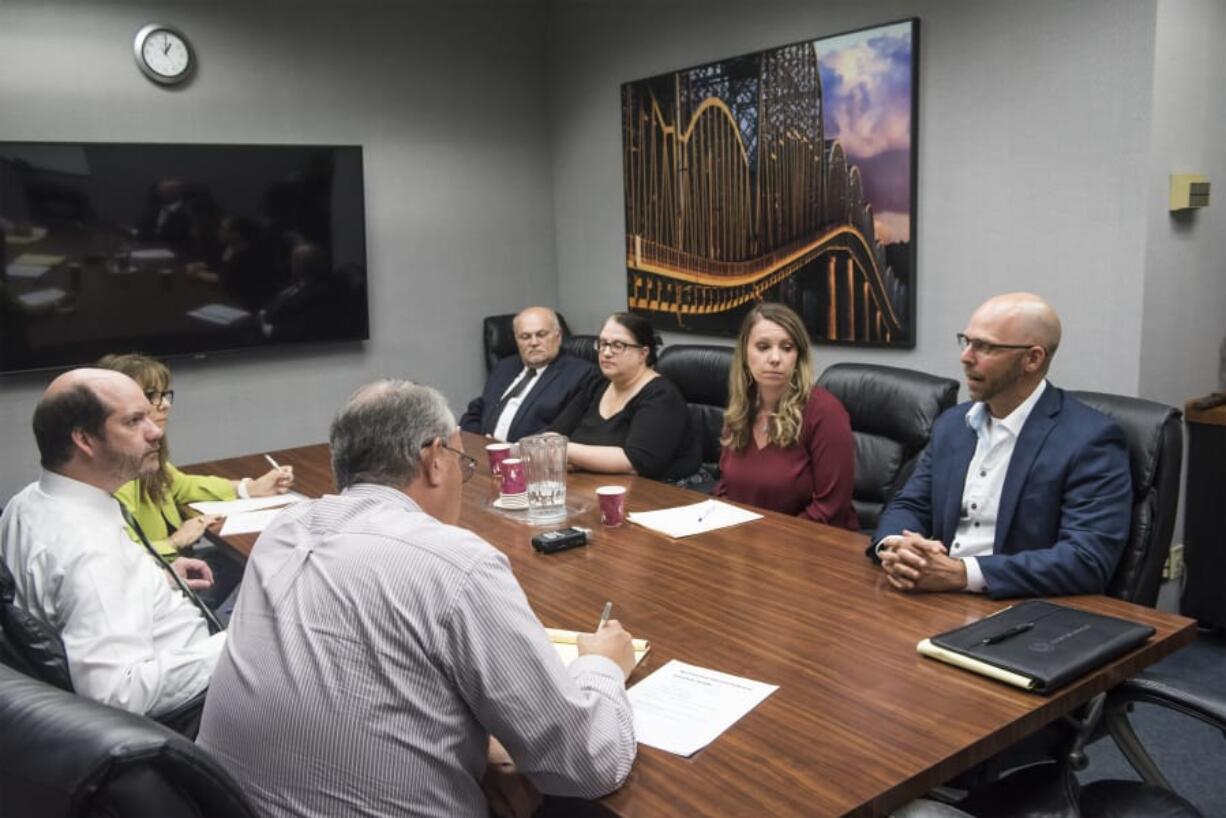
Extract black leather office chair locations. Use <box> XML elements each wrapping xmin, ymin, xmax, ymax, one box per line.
<box><xmin>1</xmin><ymin>557</ymin><xmax>207</xmax><ymax>738</ymax></box>
<box><xmin>1070</xmin><ymin>392</ymin><xmax>1183</xmax><ymax>607</ymax></box>
<box><xmin>816</xmin><ymin>363</ymin><xmax>959</xmax><ymax>532</ymax></box>
<box><xmin>562</xmin><ymin>333</ymin><xmax>600</xmax><ymax>366</ymax></box>
<box><xmin>482</xmin><ymin>312</ymin><xmax>573</xmax><ymax>372</ymax></box>
<box><xmin>0</xmin><ymin>663</ymin><xmax>258</xmax><ymax>818</ymax></box>
<box><xmin>956</xmin><ymin>393</ymin><xmax>1188</xmax><ymax>817</ymax></box>
<box><xmin>655</xmin><ymin>344</ymin><xmax>734</xmax><ymax>480</ymax></box>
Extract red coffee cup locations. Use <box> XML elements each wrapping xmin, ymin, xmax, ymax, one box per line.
<box><xmin>596</xmin><ymin>485</ymin><xmax>627</xmax><ymax>527</ymax></box>
<box><xmin>500</xmin><ymin>458</ymin><xmax>526</xmax><ymax>495</ymax></box>
<box><xmin>485</xmin><ymin>442</ymin><xmax>513</xmax><ymax>477</ymax></box>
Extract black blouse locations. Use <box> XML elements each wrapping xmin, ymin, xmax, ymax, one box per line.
<box><xmin>550</xmin><ymin>374</ymin><xmax>700</xmax><ymax>481</ymax></box>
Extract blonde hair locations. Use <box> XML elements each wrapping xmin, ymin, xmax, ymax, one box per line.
<box><xmin>96</xmin><ymin>353</ymin><xmax>173</xmax><ymax>504</ymax></box>
<box><xmin>722</xmin><ymin>303</ymin><xmax>814</xmax><ymax>451</ymax></box>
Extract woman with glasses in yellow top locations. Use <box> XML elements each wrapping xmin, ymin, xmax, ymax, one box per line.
<box><xmin>96</xmin><ymin>353</ymin><xmax>294</xmax><ymax>562</ymax></box>
<box><xmin>549</xmin><ymin>312</ymin><xmax>700</xmax><ymax>481</ymax></box>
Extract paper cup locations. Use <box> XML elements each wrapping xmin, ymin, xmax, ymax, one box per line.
<box><xmin>499</xmin><ymin>458</ymin><xmax>526</xmax><ymax>495</ymax></box>
<box><xmin>485</xmin><ymin>442</ymin><xmax>513</xmax><ymax>476</ymax></box>
<box><xmin>596</xmin><ymin>485</ymin><xmax>627</xmax><ymax>527</ymax></box>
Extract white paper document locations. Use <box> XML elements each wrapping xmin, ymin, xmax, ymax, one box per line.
<box><xmin>6</xmin><ymin>263</ymin><xmax>50</xmax><ymax>279</ymax></box>
<box><xmin>130</xmin><ymin>248</ymin><xmax>176</xmax><ymax>260</ymax></box>
<box><xmin>16</xmin><ymin>288</ymin><xmax>65</xmax><ymax>308</ymax></box>
<box><xmin>627</xmin><ymin>660</ymin><xmax>778</xmax><ymax>757</ymax></box>
<box><xmin>6</xmin><ymin>226</ymin><xmax>48</xmax><ymax>246</ymax></box>
<box><xmin>219</xmin><ymin>508</ymin><xmax>285</xmax><ymax>536</ymax></box>
<box><xmin>189</xmin><ymin>492</ymin><xmax>307</xmax><ymax>516</ymax></box>
<box><xmin>188</xmin><ymin>303</ymin><xmax>250</xmax><ymax>325</ymax></box>
<box><xmin>627</xmin><ymin>499</ymin><xmax>762</xmax><ymax>538</ymax></box>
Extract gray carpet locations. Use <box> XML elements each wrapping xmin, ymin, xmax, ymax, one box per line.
<box><xmin>1078</xmin><ymin>628</ymin><xmax>1226</xmax><ymax>816</ymax></box>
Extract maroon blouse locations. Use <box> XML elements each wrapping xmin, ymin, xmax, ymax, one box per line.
<box><xmin>713</xmin><ymin>386</ymin><xmax>859</xmax><ymax>530</ymax></box>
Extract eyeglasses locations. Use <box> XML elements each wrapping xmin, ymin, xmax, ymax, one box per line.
<box><xmin>956</xmin><ymin>333</ymin><xmax>1034</xmax><ymax>356</ymax></box>
<box><xmin>438</xmin><ymin>443</ymin><xmax>477</xmax><ymax>483</ymax></box>
<box><xmin>593</xmin><ymin>338</ymin><xmax>646</xmax><ymax>355</ymax></box>
<box><xmin>144</xmin><ymin>389</ymin><xmax>175</xmax><ymax>408</ymax></box>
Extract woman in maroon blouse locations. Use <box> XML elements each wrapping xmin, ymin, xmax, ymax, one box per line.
<box><xmin>713</xmin><ymin>303</ymin><xmax>859</xmax><ymax>530</ymax></box>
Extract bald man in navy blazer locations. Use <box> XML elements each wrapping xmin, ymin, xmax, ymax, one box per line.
<box><xmin>872</xmin><ymin>293</ymin><xmax>1132</xmax><ymax>599</ymax></box>
<box><xmin>461</xmin><ymin>307</ymin><xmax>596</xmax><ymax>442</ymax></box>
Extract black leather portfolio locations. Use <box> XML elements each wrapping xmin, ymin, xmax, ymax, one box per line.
<box><xmin>917</xmin><ymin>600</ymin><xmax>1155</xmax><ymax>693</ymax></box>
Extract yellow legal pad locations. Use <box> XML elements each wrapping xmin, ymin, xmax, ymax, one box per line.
<box><xmin>546</xmin><ymin>628</ymin><xmax>650</xmax><ymax>668</ymax></box>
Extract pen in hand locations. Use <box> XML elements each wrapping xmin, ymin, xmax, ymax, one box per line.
<box><xmin>597</xmin><ymin>601</ymin><xmax>613</xmax><ymax>631</ymax></box>
<box><xmin>265</xmin><ymin>454</ymin><xmax>282</xmax><ymax>471</ymax></box>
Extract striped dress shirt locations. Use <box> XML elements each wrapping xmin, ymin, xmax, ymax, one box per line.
<box><xmin>197</xmin><ymin>484</ymin><xmax>634</xmax><ymax>818</ymax></box>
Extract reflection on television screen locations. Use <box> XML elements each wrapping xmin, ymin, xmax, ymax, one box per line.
<box><xmin>0</xmin><ymin>142</ymin><xmax>368</xmax><ymax>374</ymax></box>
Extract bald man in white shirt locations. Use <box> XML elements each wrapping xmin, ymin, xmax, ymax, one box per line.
<box><xmin>0</xmin><ymin>368</ymin><xmax>223</xmax><ymax>716</ymax></box>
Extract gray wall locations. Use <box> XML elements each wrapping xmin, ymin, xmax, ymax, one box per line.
<box><xmin>547</xmin><ymin>0</ymin><xmax>1159</xmax><ymax>396</ymax></box>
<box><xmin>1138</xmin><ymin>0</ymin><xmax>1226</xmax><ymax>405</ymax></box>
<box><xmin>0</xmin><ymin>0</ymin><xmax>557</xmax><ymax>502</ymax></box>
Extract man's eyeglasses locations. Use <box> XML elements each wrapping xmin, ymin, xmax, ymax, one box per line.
<box><xmin>144</xmin><ymin>390</ymin><xmax>175</xmax><ymax>408</ymax></box>
<box><xmin>956</xmin><ymin>333</ymin><xmax>1034</xmax><ymax>357</ymax></box>
<box><xmin>593</xmin><ymin>338</ymin><xmax>645</xmax><ymax>355</ymax></box>
<box><xmin>438</xmin><ymin>443</ymin><xmax>477</xmax><ymax>483</ymax></box>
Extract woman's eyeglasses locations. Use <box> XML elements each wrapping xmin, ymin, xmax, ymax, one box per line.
<box><xmin>144</xmin><ymin>390</ymin><xmax>175</xmax><ymax>408</ymax></box>
<box><xmin>593</xmin><ymin>338</ymin><xmax>645</xmax><ymax>355</ymax></box>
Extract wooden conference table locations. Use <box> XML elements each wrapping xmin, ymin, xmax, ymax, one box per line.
<box><xmin>187</xmin><ymin>433</ymin><xmax>1196</xmax><ymax>818</ymax></box>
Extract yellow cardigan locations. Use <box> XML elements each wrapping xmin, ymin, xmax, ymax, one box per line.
<box><xmin>114</xmin><ymin>463</ymin><xmax>236</xmax><ymax>560</ymax></box>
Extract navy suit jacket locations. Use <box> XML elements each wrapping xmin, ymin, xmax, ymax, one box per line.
<box><xmin>460</xmin><ymin>352</ymin><xmax>596</xmax><ymax>442</ymax></box>
<box><xmin>872</xmin><ymin>385</ymin><xmax>1132</xmax><ymax>599</ymax></box>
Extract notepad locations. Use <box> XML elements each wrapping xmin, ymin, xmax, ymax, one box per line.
<box><xmin>6</xmin><ymin>252</ymin><xmax>64</xmax><ymax>279</ymax></box>
<box><xmin>219</xmin><ymin>508</ymin><xmax>284</xmax><ymax>536</ymax></box>
<box><xmin>627</xmin><ymin>499</ymin><xmax>762</xmax><ymax>538</ymax></box>
<box><xmin>545</xmin><ymin>628</ymin><xmax>650</xmax><ymax>668</ymax></box>
<box><xmin>130</xmin><ymin>248</ymin><xmax>176</xmax><ymax>260</ymax></box>
<box><xmin>188</xmin><ymin>304</ymin><xmax>250</xmax><ymax>325</ymax></box>
<box><xmin>918</xmin><ymin>600</ymin><xmax>1155</xmax><ymax>693</ymax></box>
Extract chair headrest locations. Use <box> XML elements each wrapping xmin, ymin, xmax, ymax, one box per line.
<box><xmin>817</xmin><ymin>363</ymin><xmax>959</xmax><ymax>450</ymax></box>
<box><xmin>1069</xmin><ymin>391</ymin><xmax>1182</xmax><ymax>494</ymax></box>
<box><xmin>656</xmin><ymin>345</ymin><xmax>735</xmax><ymax>407</ymax></box>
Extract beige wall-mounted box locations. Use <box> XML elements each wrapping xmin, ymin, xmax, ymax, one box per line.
<box><xmin>1170</xmin><ymin>174</ymin><xmax>1210</xmax><ymax>210</ymax></box>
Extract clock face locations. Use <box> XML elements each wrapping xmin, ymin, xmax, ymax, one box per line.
<box><xmin>134</xmin><ymin>24</ymin><xmax>193</xmax><ymax>84</ymax></box>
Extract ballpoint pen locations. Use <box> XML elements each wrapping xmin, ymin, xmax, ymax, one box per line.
<box><xmin>597</xmin><ymin>601</ymin><xmax>613</xmax><ymax>630</ymax></box>
<box><xmin>695</xmin><ymin>500</ymin><xmax>716</xmax><ymax>523</ymax></box>
<box><xmin>265</xmin><ymin>454</ymin><xmax>283</xmax><ymax>471</ymax></box>
<box><xmin>980</xmin><ymin>622</ymin><xmax>1034</xmax><ymax>645</ymax></box>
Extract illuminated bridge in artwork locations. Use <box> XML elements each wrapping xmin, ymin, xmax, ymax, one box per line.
<box><xmin>622</xmin><ymin>41</ymin><xmax>908</xmax><ymax>343</ymax></box>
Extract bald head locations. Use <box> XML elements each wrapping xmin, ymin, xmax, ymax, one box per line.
<box><xmin>971</xmin><ymin>292</ymin><xmax>1062</xmax><ymax>362</ymax></box>
<box><xmin>512</xmin><ymin>306</ymin><xmax>563</xmax><ymax>368</ymax></box>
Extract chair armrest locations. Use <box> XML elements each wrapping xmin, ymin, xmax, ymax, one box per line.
<box><xmin>1110</xmin><ymin>670</ymin><xmax>1226</xmax><ymax>731</ymax></box>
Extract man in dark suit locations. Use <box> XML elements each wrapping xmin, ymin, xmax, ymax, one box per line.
<box><xmin>460</xmin><ymin>306</ymin><xmax>596</xmax><ymax>442</ymax></box>
<box><xmin>871</xmin><ymin>292</ymin><xmax>1131</xmax><ymax>599</ymax></box>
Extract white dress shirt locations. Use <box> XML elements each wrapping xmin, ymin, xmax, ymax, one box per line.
<box><xmin>492</xmin><ymin>362</ymin><xmax>549</xmax><ymax>441</ymax></box>
<box><xmin>0</xmin><ymin>471</ymin><xmax>224</xmax><ymax>716</ymax></box>
<box><xmin>953</xmin><ymin>380</ymin><xmax>1048</xmax><ymax>592</ymax></box>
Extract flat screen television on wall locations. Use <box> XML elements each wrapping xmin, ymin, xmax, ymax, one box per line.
<box><xmin>0</xmin><ymin>142</ymin><xmax>368</xmax><ymax>375</ymax></box>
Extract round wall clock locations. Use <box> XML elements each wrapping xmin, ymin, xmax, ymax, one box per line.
<box><xmin>133</xmin><ymin>23</ymin><xmax>194</xmax><ymax>85</ymax></box>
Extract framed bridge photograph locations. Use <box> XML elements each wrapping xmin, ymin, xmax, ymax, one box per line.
<box><xmin>621</xmin><ymin>19</ymin><xmax>918</xmax><ymax>347</ymax></box>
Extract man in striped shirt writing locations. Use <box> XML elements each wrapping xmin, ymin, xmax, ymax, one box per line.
<box><xmin>198</xmin><ymin>380</ymin><xmax>637</xmax><ymax>818</ymax></box>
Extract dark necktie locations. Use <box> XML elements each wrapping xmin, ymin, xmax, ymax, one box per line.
<box><xmin>485</xmin><ymin>368</ymin><xmax>538</xmax><ymax>434</ymax></box>
<box><xmin>118</xmin><ymin>504</ymin><xmax>225</xmax><ymax>634</ymax></box>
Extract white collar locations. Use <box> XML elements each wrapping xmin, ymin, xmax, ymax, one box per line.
<box><xmin>966</xmin><ymin>379</ymin><xmax>1048</xmax><ymax>438</ymax></box>
<box><xmin>38</xmin><ymin>470</ymin><xmax>125</xmax><ymax>519</ymax></box>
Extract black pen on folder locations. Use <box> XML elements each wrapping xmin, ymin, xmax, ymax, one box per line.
<box><xmin>597</xmin><ymin>601</ymin><xmax>613</xmax><ymax>630</ymax></box>
<box><xmin>981</xmin><ymin>622</ymin><xmax>1034</xmax><ymax>645</ymax></box>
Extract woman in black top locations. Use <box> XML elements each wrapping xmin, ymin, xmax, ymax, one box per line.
<box><xmin>550</xmin><ymin>312</ymin><xmax>700</xmax><ymax>481</ymax></box>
